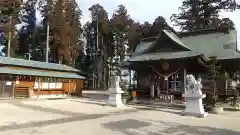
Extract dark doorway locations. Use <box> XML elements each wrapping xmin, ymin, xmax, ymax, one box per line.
<box><xmin>0</xmin><ymin>75</ymin><xmax>13</xmax><ymax>98</ymax></box>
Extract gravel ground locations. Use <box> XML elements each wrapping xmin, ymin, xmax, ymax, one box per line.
<box><xmin>0</xmin><ymin>98</ymin><xmax>239</xmax><ymax>135</ymax></box>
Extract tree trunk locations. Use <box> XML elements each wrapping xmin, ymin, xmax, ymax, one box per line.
<box><xmin>213</xmin><ymin>79</ymin><xmax>217</xmax><ymax>106</ymax></box>
<box><xmin>150</xmin><ymin>83</ymin><xmax>154</xmax><ymax>100</ymax></box>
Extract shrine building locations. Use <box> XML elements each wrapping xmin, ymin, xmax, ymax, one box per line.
<box><xmin>0</xmin><ymin>56</ymin><xmax>85</xmax><ymax>99</ymax></box>
<box><xmin>124</xmin><ymin>26</ymin><xmax>239</xmax><ymax>99</ymax></box>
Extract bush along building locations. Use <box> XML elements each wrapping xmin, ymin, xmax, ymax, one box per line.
<box><xmin>124</xmin><ymin>24</ymin><xmax>240</xmax><ymax>101</ymax></box>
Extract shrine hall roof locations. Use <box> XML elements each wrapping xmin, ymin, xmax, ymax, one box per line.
<box><xmin>129</xmin><ymin>28</ymin><xmax>240</xmax><ymax>62</ymax></box>
<box><xmin>0</xmin><ymin>67</ymin><xmax>84</xmax><ymax>79</ymax></box>
<box><xmin>131</xmin><ymin>29</ymin><xmax>191</xmax><ymax>57</ymax></box>
<box><xmin>0</xmin><ymin>56</ymin><xmax>80</xmax><ymax>73</ymax></box>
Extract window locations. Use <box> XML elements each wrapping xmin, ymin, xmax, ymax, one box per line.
<box><xmin>169</xmin><ymin>73</ymin><xmax>181</xmax><ymax>91</ymax></box>
<box><xmin>34</xmin><ymin>78</ymin><xmax>63</xmax><ymax>90</ymax></box>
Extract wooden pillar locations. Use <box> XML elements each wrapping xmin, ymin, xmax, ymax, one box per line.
<box><xmin>181</xmin><ymin>68</ymin><xmax>187</xmax><ymax>93</ymax></box>
<box><xmin>68</xmin><ymin>80</ymin><xmax>70</xmax><ymax>95</ymax></box>
<box><xmin>12</xmin><ymin>76</ymin><xmax>15</xmax><ymax>98</ymax></box>
<box><xmin>1</xmin><ymin>75</ymin><xmax>4</xmax><ymax>94</ymax></box>
<box><xmin>181</xmin><ymin>68</ymin><xmax>187</xmax><ymax>102</ymax></box>
<box><xmin>38</xmin><ymin>77</ymin><xmax>41</xmax><ymax>92</ymax></box>
<box><xmin>129</xmin><ymin>70</ymin><xmax>131</xmax><ymax>89</ymax></box>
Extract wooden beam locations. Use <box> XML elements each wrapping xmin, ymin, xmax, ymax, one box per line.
<box><xmin>2</xmin><ymin>76</ymin><xmax>4</xmax><ymax>95</ymax></box>
<box><xmin>68</xmin><ymin>80</ymin><xmax>70</xmax><ymax>95</ymax></box>
<box><xmin>38</xmin><ymin>77</ymin><xmax>41</xmax><ymax>92</ymax></box>
<box><xmin>12</xmin><ymin>75</ymin><xmax>15</xmax><ymax>98</ymax></box>
<box><xmin>181</xmin><ymin>68</ymin><xmax>187</xmax><ymax>94</ymax></box>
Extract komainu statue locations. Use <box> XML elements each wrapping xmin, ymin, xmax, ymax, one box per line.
<box><xmin>182</xmin><ymin>74</ymin><xmax>208</xmax><ymax>117</ymax></box>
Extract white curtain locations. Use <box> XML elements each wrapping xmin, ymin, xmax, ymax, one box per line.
<box><xmin>34</xmin><ymin>81</ymin><xmax>63</xmax><ymax>90</ymax></box>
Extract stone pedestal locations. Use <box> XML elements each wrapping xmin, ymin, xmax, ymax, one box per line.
<box><xmin>182</xmin><ymin>93</ymin><xmax>208</xmax><ymax>117</ymax></box>
<box><xmin>108</xmin><ymin>75</ymin><xmax>124</xmax><ymax>107</ymax></box>
<box><xmin>181</xmin><ymin>75</ymin><xmax>208</xmax><ymax>118</ymax></box>
<box><xmin>108</xmin><ymin>87</ymin><xmax>124</xmax><ymax>107</ymax></box>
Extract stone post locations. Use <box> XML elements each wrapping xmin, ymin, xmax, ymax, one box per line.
<box><xmin>108</xmin><ymin>75</ymin><xmax>124</xmax><ymax>107</ymax></box>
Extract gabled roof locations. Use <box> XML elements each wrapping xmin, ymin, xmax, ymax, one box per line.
<box><xmin>131</xmin><ymin>29</ymin><xmax>191</xmax><ymax>57</ymax></box>
<box><xmin>163</xmin><ymin>30</ymin><xmax>191</xmax><ymax>50</ymax></box>
<box><xmin>0</xmin><ymin>56</ymin><xmax>80</xmax><ymax>73</ymax></box>
<box><xmin>128</xmin><ymin>28</ymin><xmax>240</xmax><ymax>62</ymax></box>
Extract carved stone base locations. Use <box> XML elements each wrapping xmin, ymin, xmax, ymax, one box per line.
<box><xmin>181</xmin><ymin>96</ymin><xmax>208</xmax><ymax>118</ymax></box>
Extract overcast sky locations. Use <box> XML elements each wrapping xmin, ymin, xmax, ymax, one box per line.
<box><xmin>77</xmin><ymin>0</ymin><xmax>240</xmax><ymax>40</ymax></box>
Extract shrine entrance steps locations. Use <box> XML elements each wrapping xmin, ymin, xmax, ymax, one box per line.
<box><xmin>15</xmin><ymin>87</ymin><xmax>29</xmax><ymax>99</ymax></box>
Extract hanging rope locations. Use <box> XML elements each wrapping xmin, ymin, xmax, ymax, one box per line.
<box><xmin>148</xmin><ymin>66</ymin><xmax>180</xmax><ymax>80</ymax></box>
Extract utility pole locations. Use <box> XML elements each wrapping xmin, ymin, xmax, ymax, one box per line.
<box><xmin>46</xmin><ymin>23</ymin><xmax>50</xmax><ymax>62</ymax></box>
<box><xmin>7</xmin><ymin>15</ymin><xmax>12</xmax><ymax>57</ymax></box>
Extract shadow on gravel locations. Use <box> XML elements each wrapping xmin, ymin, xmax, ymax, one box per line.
<box><xmin>10</xmin><ymin>101</ymin><xmax>84</xmax><ymax>116</ymax></box>
<box><xmin>0</xmin><ymin>106</ymin><xmax>139</xmax><ymax>132</ymax></box>
<box><xmin>70</xmin><ymin>99</ymin><xmax>106</xmax><ymax>106</ymax></box>
<box><xmin>102</xmin><ymin>119</ymin><xmax>240</xmax><ymax>135</ymax></box>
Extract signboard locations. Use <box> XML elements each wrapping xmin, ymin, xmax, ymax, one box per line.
<box><xmin>6</xmin><ymin>81</ymin><xmax>12</xmax><ymax>86</ymax></box>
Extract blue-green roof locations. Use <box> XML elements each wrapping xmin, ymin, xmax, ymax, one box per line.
<box><xmin>129</xmin><ymin>29</ymin><xmax>239</xmax><ymax>62</ymax></box>
<box><xmin>181</xmin><ymin>29</ymin><xmax>238</xmax><ymax>59</ymax></box>
<box><xmin>131</xmin><ymin>29</ymin><xmax>191</xmax><ymax>57</ymax></box>
<box><xmin>0</xmin><ymin>67</ymin><xmax>85</xmax><ymax>79</ymax></box>
<box><xmin>163</xmin><ymin>30</ymin><xmax>191</xmax><ymax>50</ymax></box>
<box><xmin>0</xmin><ymin>56</ymin><xmax>80</xmax><ymax>72</ymax></box>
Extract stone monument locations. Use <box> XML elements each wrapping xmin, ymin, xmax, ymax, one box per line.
<box><xmin>108</xmin><ymin>75</ymin><xmax>124</xmax><ymax>107</ymax></box>
<box><xmin>181</xmin><ymin>74</ymin><xmax>208</xmax><ymax>117</ymax></box>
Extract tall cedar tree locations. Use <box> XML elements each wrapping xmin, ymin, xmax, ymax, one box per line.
<box><xmin>128</xmin><ymin>21</ymin><xmax>141</xmax><ymax>53</ymax></box>
<box><xmin>51</xmin><ymin>0</ymin><xmax>69</xmax><ymax>64</ymax></box>
<box><xmin>171</xmin><ymin>0</ymin><xmax>239</xmax><ymax>31</ymax></box>
<box><xmin>38</xmin><ymin>0</ymin><xmax>54</xmax><ymax>61</ymax></box>
<box><xmin>0</xmin><ymin>0</ymin><xmax>21</xmax><ymax>57</ymax></box>
<box><xmin>111</xmin><ymin>5</ymin><xmax>133</xmax><ymax>63</ymax></box>
<box><xmin>18</xmin><ymin>0</ymin><xmax>37</xmax><ymax>59</ymax></box>
<box><xmin>64</xmin><ymin>0</ymin><xmax>83</xmax><ymax>67</ymax></box>
<box><xmin>39</xmin><ymin>0</ymin><xmax>83</xmax><ymax>66</ymax></box>
<box><xmin>87</xmin><ymin>4</ymin><xmax>111</xmax><ymax>89</ymax></box>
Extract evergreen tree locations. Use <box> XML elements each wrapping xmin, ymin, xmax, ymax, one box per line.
<box><xmin>199</xmin><ymin>56</ymin><xmax>223</xmax><ymax>106</ymax></box>
<box><xmin>86</xmin><ymin>4</ymin><xmax>112</xmax><ymax>89</ymax></box>
<box><xmin>39</xmin><ymin>0</ymin><xmax>83</xmax><ymax>66</ymax></box>
<box><xmin>171</xmin><ymin>0</ymin><xmax>202</xmax><ymax>31</ymax></box>
<box><xmin>111</xmin><ymin>4</ymin><xmax>132</xmax><ymax>63</ymax></box>
<box><xmin>64</xmin><ymin>0</ymin><xmax>83</xmax><ymax>66</ymax></box>
<box><xmin>0</xmin><ymin>0</ymin><xmax>21</xmax><ymax>57</ymax></box>
<box><xmin>128</xmin><ymin>22</ymin><xmax>141</xmax><ymax>53</ymax></box>
<box><xmin>171</xmin><ymin>0</ymin><xmax>239</xmax><ymax>31</ymax></box>
<box><xmin>17</xmin><ymin>0</ymin><xmax>37</xmax><ymax>59</ymax></box>
<box><xmin>141</xmin><ymin>21</ymin><xmax>152</xmax><ymax>38</ymax></box>
<box><xmin>38</xmin><ymin>0</ymin><xmax>54</xmax><ymax>61</ymax></box>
